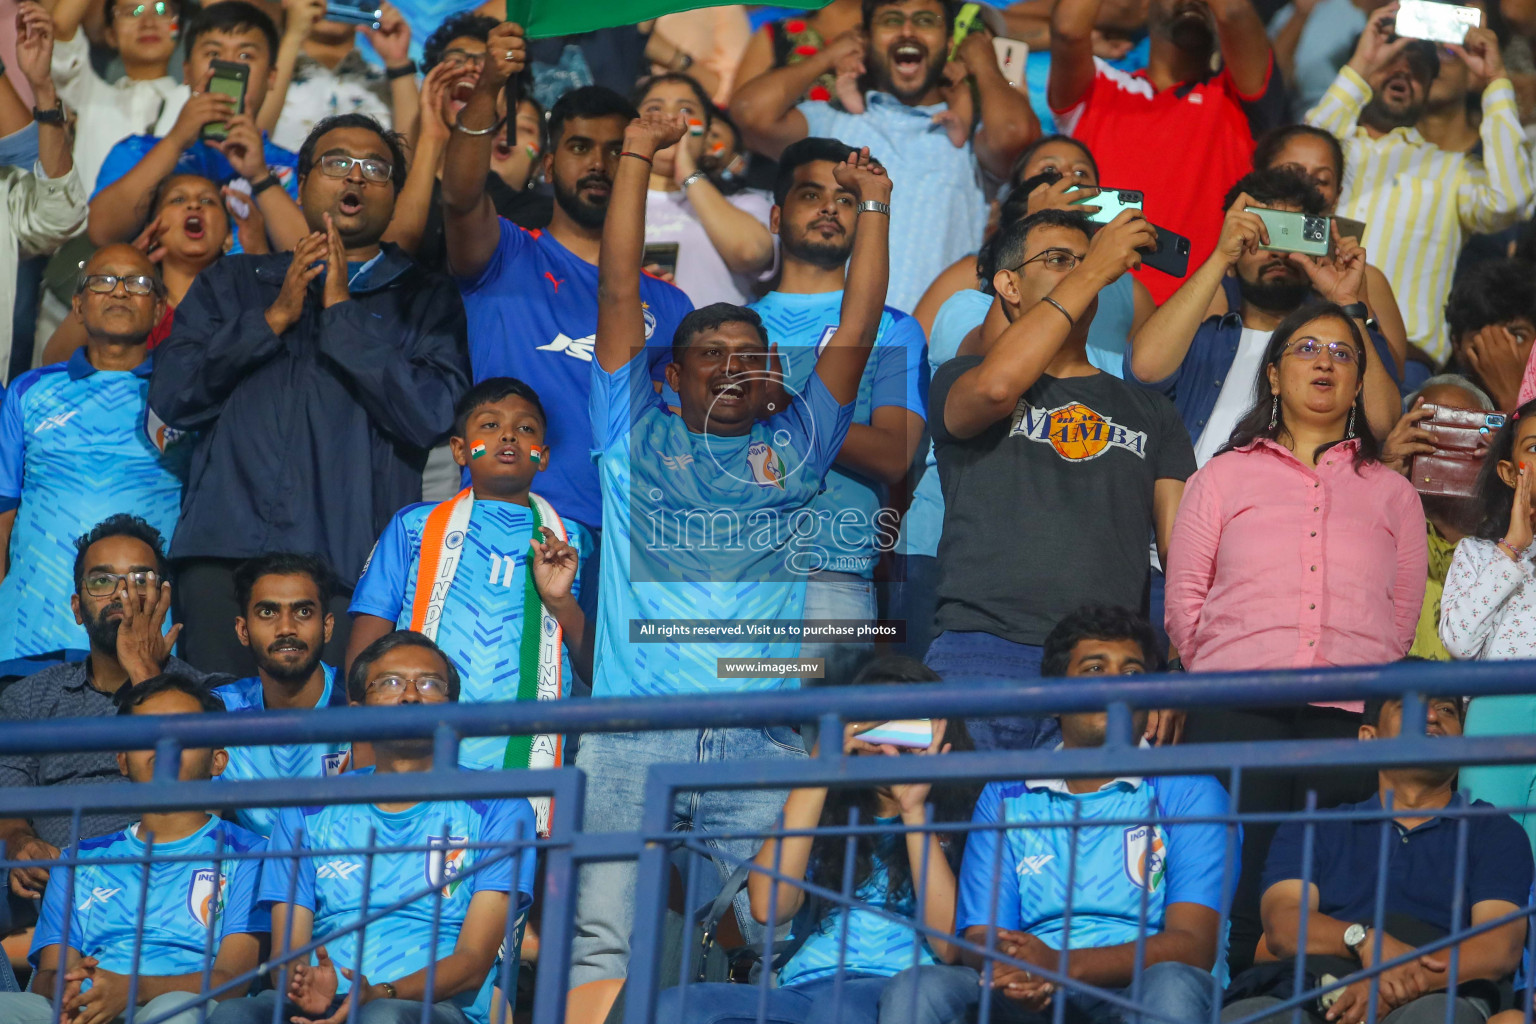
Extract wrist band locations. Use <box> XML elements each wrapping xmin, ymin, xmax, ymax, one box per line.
<box><xmin>680</xmin><ymin>170</ymin><xmax>708</xmax><ymax>190</ymax></box>
<box><xmin>1499</xmin><ymin>539</ymin><xmax>1525</xmax><ymax>561</ymax></box>
<box><xmin>452</xmin><ymin>109</ymin><xmax>506</xmax><ymax>136</ymax></box>
<box><xmin>620</xmin><ymin>151</ymin><xmax>653</xmax><ymax>165</ymax></box>
<box><xmin>1042</xmin><ymin>295</ymin><xmax>1075</xmax><ymax>327</ymax></box>
<box><xmin>248</xmin><ymin>173</ymin><xmax>280</xmax><ymax>197</ymax></box>
<box><xmin>385</xmin><ymin>60</ymin><xmax>418</xmax><ymax>80</ymax></box>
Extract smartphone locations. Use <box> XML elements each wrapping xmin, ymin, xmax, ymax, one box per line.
<box><xmin>1067</xmin><ymin>184</ymin><xmax>1143</xmax><ymax>225</ymax></box>
<box><xmin>1395</xmin><ymin>0</ymin><xmax>1480</xmax><ymax>44</ymax></box>
<box><xmin>1139</xmin><ymin>222</ymin><xmax>1191</xmax><ymax>277</ymax></box>
<box><xmin>1248</xmin><ymin>206</ymin><xmax>1331</xmax><ymax>257</ymax></box>
<box><xmin>325</xmin><ymin>0</ymin><xmax>382</xmax><ymax>27</ymax></box>
<box><xmin>642</xmin><ymin>242</ymin><xmax>680</xmax><ymax>278</ymax></box>
<box><xmin>948</xmin><ymin>2</ymin><xmax>983</xmax><ymax>61</ymax></box>
<box><xmin>201</xmin><ymin>59</ymin><xmax>249</xmax><ymax>142</ymax></box>
<box><xmin>1410</xmin><ymin>404</ymin><xmax>1505</xmax><ymax>498</ymax></box>
<box><xmin>993</xmin><ymin>36</ymin><xmax>1028</xmax><ymax>88</ymax></box>
<box><xmin>1333</xmin><ymin>215</ymin><xmax>1367</xmax><ymax>241</ymax></box>
<box><xmin>855</xmin><ymin>720</ymin><xmax>934</xmax><ymax>749</ymax></box>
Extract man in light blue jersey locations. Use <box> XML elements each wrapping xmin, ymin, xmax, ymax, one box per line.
<box><xmin>891</xmin><ymin>606</ymin><xmax>1230</xmax><ymax>1024</ymax></box>
<box><xmin>211</xmin><ymin>552</ymin><xmax>350</xmax><ymax>835</ymax></box>
<box><xmin>0</xmin><ymin>675</ymin><xmax>266</xmax><ymax>1024</ymax></box>
<box><xmin>567</xmin><ymin>109</ymin><xmax>891</xmax><ymax>1022</ymax></box>
<box><xmin>211</xmin><ymin>631</ymin><xmax>537</xmax><ymax>1024</ymax></box>
<box><xmin>0</xmin><ymin>243</ymin><xmax>189</xmax><ymax>662</ymax></box>
<box><xmin>349</xmin><ymin>377</ymin><xmax>588</xmax><ymax>784</ymax></box>
<box><xmin>754</xmin><ymin>137</ymin><xmax>927</xmax><ymax>678</ymax></box>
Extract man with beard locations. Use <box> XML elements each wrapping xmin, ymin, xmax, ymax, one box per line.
<box><xmin>0</xmin><ymin>514</ymin><xmax>215</xmax><ymax>901</ymax></box>
<box><xmin>149</xmin><ymin>112</ymin><xmax>470</xmax><ymax>677</ymax></box>
<box><xmin>1128</xmin><ymin>167</ymin><xmax>1402</xmax><ymax>461</ymax></box>
<box><xmin>1049</xmin><ymin>0</ymin><xmax>1282</xmax><ymax>303</ymax></box>
<box><xmin>210</xmin><ymin>552</ymin><xmax>351</xmax><ymax>836</ymax></box>
<box><xmin>730</xmin><ymin>0</ymin><xmax>1039</xmax><ymax>312</ymax></box>
<box><xmin>751</xmin><ymin>137</ymin><xmax>927</xmax><ymax>675</ymax></box>
<box><xmin>443</xmin><ymin>30</ymin><xmax>693</xmax><ymax>580</ymax></box>
<box><xmin>1307</xmin><ymin>10</ymin><xmax>1531</xmax><ymax>367</ymax></box>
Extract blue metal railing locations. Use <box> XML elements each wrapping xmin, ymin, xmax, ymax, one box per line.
<box><xmin>3</xmin><ymin>660</ymin><xmax>1536</xmax><ymax>1024</ymax></box>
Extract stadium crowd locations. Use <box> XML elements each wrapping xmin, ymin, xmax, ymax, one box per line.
<box><xmin>0</xmin><ymin>0</ymin><xmax>1534</xmax><ymax>1019</ymax></box>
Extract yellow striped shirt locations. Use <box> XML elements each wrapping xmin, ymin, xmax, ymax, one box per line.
<box><xmin>1305</xmin><ymin>67</ymin><xmax>1533</xmax><ymax>364</ymax></box>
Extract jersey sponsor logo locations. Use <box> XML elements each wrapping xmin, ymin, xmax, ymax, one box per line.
<box><xmin>33</xmin><ymin>410</ymin><xmax>79</xmax><ymax>433</ymax></box>
<box><xmin>657</xmin><ymin>451</ymin><xmax>695</xmax><ymax>470</ymax></box>
<box><xmin>488</xmin><ymin>552</ymin><xmax>523</xmax><ymax>587</ymax></box>
<box><xmin>746</xmin><ymin>440</ymin><xmax>786</xmax><ymax>489</ymax></box>
<box><xmin>544</xmin><ymin>272</ymin><xmax>564</xmax><ymax>292</ymax></box>
<box><xmin>187</xmin><ymin>868</ymin><xmax>226</xmax><ymax>928</ymax></box>
<box><xmin>321</xmin><ymin>750</ymin><xmax>350</xmax><ymax>776</ymax></box>
<box><xmin>317</xmin><ymin>859</ymin><xmax>364</xmax><ymax>881</ymax></box>
<box><xmin>1122</xmin><ymin>824</ymin><xmax>1167</xmax><ymax>891</ymax></box>
<box><xmin>536</xmin><ymin>333</ymin><xmax>597</xmax><ymax>362</ymax></box>
<box><xmin>1009</xmin><ymin>401</ymin><xmax>1148</xmax><ymax>461</ymax></box>
<box><xmin>426</xmin><ymin>835</ymin><xmax>469</xmax><ymax>897</ymax></box>
<box><xmin>77</xmin><ymin>886</ymin><xmax>122</xmax><ymax>911</ymax></box>
<box><xmin>643</xmin><ymin>301</ymin><xmax>657</xmax><ymax>341</ymax></box>
<box><xmin>1015</xmin><ymin>854</ymin><xmax>1056</xmax><ymax>877</ymax></box>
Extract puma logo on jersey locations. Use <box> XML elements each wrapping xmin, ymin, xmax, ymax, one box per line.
<box><xmin>1016</xmin><ymin>854</ymin><xmax>1055</xmax><ymax>877</ymax></box>
<box><xmin>34</xmin><ymin>411</ymin><xmax>79</xmax><ymax>433</ymax></box>
<box><xmin>78</xmin><ymin>886</ymin><xmax>122</xmax><ymax>910</ymax></box>
<box><xmin>544</xmin><ymin>272</ymin><xmax>564</xmax><ymax>292</ymax></box>
<box><xmin>536</xmin><ymin>333</ymin><xmax>596</xmax><ymax>362</ymax></box>
<box><xmin>317</xmin><ymin>860</ymin><xmax>364</xmax><ymax>881</ymax></box>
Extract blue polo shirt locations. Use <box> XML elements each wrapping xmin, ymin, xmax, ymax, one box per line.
<box><xmin>1262</xmin><ymin>793</ymin><xmax>1534</xmax><ymax>933</ymax></box>
<box><xmin>93</xmin><ymin>133</ymin><xmax>300</xmax><ymax>201</ymax></box>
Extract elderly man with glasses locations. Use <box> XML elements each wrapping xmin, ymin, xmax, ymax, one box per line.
<box><xmin>148</xmin><ymin>111</ymin><xmax>470</xmax><ymax>677</ymax></box>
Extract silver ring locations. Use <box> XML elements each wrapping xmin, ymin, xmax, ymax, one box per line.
<box><xmin>504</xmin><ymin>50</ymin><xmax>514</xmax><ymax>60</ymax></box>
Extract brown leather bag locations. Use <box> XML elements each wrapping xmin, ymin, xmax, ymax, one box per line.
<box><xmin>1409</xmin><ymin>404</ymin><xmax>1507</xmax><ymax>499</ymax></box>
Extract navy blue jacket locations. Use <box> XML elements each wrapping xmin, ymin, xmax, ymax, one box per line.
<box><xmin>148</xmin><ymin>244</ymin><xmax>470</xmax><ymax>583</ymax></box>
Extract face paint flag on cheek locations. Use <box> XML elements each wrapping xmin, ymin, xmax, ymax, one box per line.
<box><xmin>688</xmin><ymin>118</ymin><xmax>705</xmax><ymax>137</ymax></box>
<box><xmin>471</xmin><ymin>441</ymin><xmax>487</xmax><ymax>460</ymax></box>
<box><xmin>528</xmin><ymin>444</ymin><xmax>546</xmax><ymax>466</ymax></box>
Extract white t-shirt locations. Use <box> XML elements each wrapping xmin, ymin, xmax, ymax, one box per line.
<box><xmin>1194</xmin><ymin>326</ymin><xmax>1272</xmax><ymax>466</ymax></box>
<box><xmin>644</xmin><ymin>185</ymin><xmax>774</xmax><ymax>306</ymax></box>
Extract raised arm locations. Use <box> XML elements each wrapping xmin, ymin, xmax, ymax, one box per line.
<box><xmin>1454</xmin><ymin>30</ymin><xmax>1534</xmax><ymax>233</ymax></box>
<box><xmin>383</xmin><ymin>63</ymin><xmax>451</xmax><ymax>255</ymax></box>
<box><xmin>14</xmin><ymin>6</ymin><xmax>77</xmax><ymax>187</ymax></box>
<box><xmin>812</xmin><ymin>148</ymin><xmax>891</xmax><ymax>405</ymax></box>
<box><xmin>363</xmin><ymin>4</ymin><xmax>418</xmax><ymax>140</ymax></box>
<box><xmin>257</xmin><ymin>0</ymin><xmax>324</xmax><ymax>133</ymax></box>
<box><xmin>668</xmin><ymin>136</ymin><xmax>773</xmax><ymax>275</ymax></box>
<box><xmin>954</xmin><ymin>30</ymin><xmax>1039</xmax><ymax>178</ymax></box>
<box><xmin>44</xmin><ymin>0</ymin><xmax>98</xmax><ymax>42</ymax></box>
<box><xmin>441</xmin><ymin>21</ymin><xmax>525</xmax><ymax>280</ymax></box>
<box><xmin>1048</xmin><ymin>0</ymin><xmax>1101</xmax><ymax>113</ymax></box>
<box><xmin>1307</xmin><ymin>6</ymin><xmax>1405</xmax><ymax>134</ymax></box>
<box><xmin>747</xmin><ymin>785</ymin><xmax>827</xmax><ymax>923</ymax></box>
<box><xmin>730</xmin><ymin>31</ymin><xmax>862</xmax><ymax>159</ymax></box>
<box><xmin>1210</xmin><ymin>0</ymin><xmax>1271</xmax><ymax>96</ymax></box>
<box><xmin>596</xmin><ymin>111</ymin><xmax>687</xmax><ymax>374</ymax></box>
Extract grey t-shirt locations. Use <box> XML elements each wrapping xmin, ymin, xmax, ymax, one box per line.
<box><xmin>931</xmin><ymin>359</ymin><xmax>1195</xmax><ymax>645</ymax></box>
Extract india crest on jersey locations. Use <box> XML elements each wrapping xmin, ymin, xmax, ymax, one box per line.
<box><xmin>426</xmin><ymin>835</ymin><xmax>469</xmax><ymax>898</ymax></box>
<box><xmin>187</xmin><ymin>868</ymin><xmax>226</xmax><ymax>929</ymax></box>
<box><xmin>1122</xmin><ymin>823</ymin><xmax>1167</xmax><ymax>891</ymax></box>
<box><xmin>747</xmin><ymin>440</ymin><xmax>787</xmax><ymax>488</ymax></box>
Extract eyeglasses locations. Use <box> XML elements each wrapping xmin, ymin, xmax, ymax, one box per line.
<box><xmin>367</xmin><ymin>675</ymin><xmax>452</xmax><ymax>699</ymax></box>
<box><xmin>1284</xmin><ymin>338</ymin><xmax>1359</xmax><ymax>364</ymax></box>
<box><xmin>83</xmin><ymin>570</ymin><xmax>157</xmax><ymax>598</ymax></box>
<box><xmin>79</xmin><ymin>274</ymin><xmax>163</xmax><ymax>296</ymax></box>
<box><xmin>439</xmin><ymin>48</ymin><xmax>487</xmax><ymax>67</ymax></box>
<box><xmin>317</xmin><ymin>154</ymin><xmax>393</xmax><ymax>184</ymax></box>
<box><xmin>115</xmin><ymin>1</ymin><xmax>175</xmax><ymax>18</ymax></box>
<box><xmin>874</xmin><ymin>10</ymin><xmax>945</xmax><ymax>29</ymax></box>
<box><xmin>1015</xmin><ymin>248</ymin><xmax>1085</xmax><ymax>273</ymax></box>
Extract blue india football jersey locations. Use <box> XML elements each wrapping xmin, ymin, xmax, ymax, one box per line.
<box><xmin>750</xmin><ymin>292</ymin><xmax>927</xmax><ymax>578</ymax></box>
<box><xmin>211</xmin><ymin>665</ymin><xmax>352</xmax><ymax>835</ymax></box>
<box><xmin>957</xmin><ymin>774</ymin><xmax>1231</xmax><ymax>968</ymax></box>
<box><xmin>31</xmin><ymin>816</ymin><xmax>267</xmax><ymax>976</ymax></box>
<box><xmin>590</xmin><ymin>348</ymin><xmax>854</xmax><ymax>698</ymax></box>
<box><xmin>0</xmin><ymin>351</ymin><xmax>189</xmax><ymax>660</ymax></box>
<box><xmin>349</xmin><ymin>498</ymin><xmax>589</xmax><ymax>770</ymax></box>
<box><xmin>262</xmin><ymin>773</ymin><xmax>537</xmax><ymax>1024</ymax></box>
<box><xmin>455</xmin><ymin>220</ymin><xmax>693</xmax><ymax>529</ymax></box>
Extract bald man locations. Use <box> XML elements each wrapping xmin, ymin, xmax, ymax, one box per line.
<box><xmin>0</xmin><ymin>244</ymin><xmax>193</xmax><ymax>663</ymax></box>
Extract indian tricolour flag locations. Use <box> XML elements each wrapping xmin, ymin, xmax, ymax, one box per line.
<box><xmin>506</xmin><ymin>0</ymin><xmax>832</xmax><ymax>37</ymax></box>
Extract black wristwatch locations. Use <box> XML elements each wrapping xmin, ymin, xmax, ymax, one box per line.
<box><xmin>248</xmin><ymin>173</ymin><xmax>281</xmax><ymax>197</ymax></box>
<box><xmin>1338</xmin><ymin>301</ymin><xmax>1369</xmax><ymax>321</ymax></box>
<box><xmin>385</xmin><ymin>60</ymin><xmax>418</xmax><ymax>80</ymax></box>
<box><xmin>32</xmin><ymin>101</ymin><xmax>65</xmax><ymax>127</ymax></box>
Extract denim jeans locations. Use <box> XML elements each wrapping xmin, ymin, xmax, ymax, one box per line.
<box><xmin>801</xmin><ymin>571</ymin><xmax>879</xmax><ymax>685</ymax></box>
<box><xmin>569</xmin><ymin>727</ymin><xmax>807</xmax><ymax>988</ymax></box>
<box><xmin>923</xmin><ymin>631</ymin><xmax>1060</xmax><ymax>753</ymax></box>
<box><xmin>1221</xmin><ymin>993</ymin><xmax>1491</xmax><ymax>1024</ymax></box>
<box><xmin>0</xmin><ymin>990</ymin><xmax>218</xmax><ymax>1024</ymax></box>
<box><xmin>208</xmin><ymin>991</ymin><xmax>472</xmax><ymax>1024</ymax></box>
<box><xmin>883</xmin><ymin>961</ymin><xmax>1217</xmax><ymax>1024</ymax></box>
<box><xmin>655</xmin><ymin>974</ymin><xmax>897</xmax><ymax>1024</ymax></box>
<box><xmin>891</xmin><ymin>554</ymin><xmax>940</xmax><ymax>660</ymax></box>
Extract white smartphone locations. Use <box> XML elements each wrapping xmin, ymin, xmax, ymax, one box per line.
<box><xmin>1395</xmin><ymin>0</ymin><xmax>1480</xmax><ymax>44</ymax></box>
<box><xmin>855</xmin><ymin>720</ymin><xmax>934</xmax><ymax>749</ymax></box>
<box><xmin>993</xmin><ymin>37</ymin><xmax>1029</xmax><ymax>89</ymax></box>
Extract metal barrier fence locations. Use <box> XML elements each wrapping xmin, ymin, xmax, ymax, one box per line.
<box><xmin>5</xmin><ymin>661</ymin><xmax>1536</xmax><ymax>1024</ymax></box>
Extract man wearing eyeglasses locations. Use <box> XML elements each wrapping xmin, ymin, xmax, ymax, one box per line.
<box><xmin>149</xmin><ymin>112</ymin><xmax>470</xmax><ymax>677</ymax></box>
<box><xmin>0</xmin><ymin>244</ymin><xmax>188</xmax><ymax>665</ymax></box>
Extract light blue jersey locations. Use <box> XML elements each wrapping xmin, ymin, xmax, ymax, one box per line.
<box><xmin>350</xmin><ymin>499</ymin><xmax>589</xmax><ymax>771</ymax></box>
<box><xmin>31</xmin><ymin>816</ymin><xmax>267</xmax><ymax>976</ymax></box>
<box><xmin>261</xmin><ymin>771</ymin><xmax>538</xmax><ymax>1024</ymax></box>
<box><xmin>957</xmin><ymin>773</ymin><xmax>1231</xmax><ymax>969</ymax></box>
<box><xmin>211</xmin><ymin>666</ymin><xmax>352</xmax><ymax>835</ymax></box>
<box><xmin>0</xmin><ymin>350</ymin><xmax>188</xmax><ymax>659</ymax></box>
<box><xmin>777</xmin><ymin>817</ymin><xmax>939</xmax><ymax>985</ymax></box>
<box><xmin>750</xmin><ymin>293</ymin><xmax>926</xmax><ymax>579</ymax></box>
<box><xmin>589</xmin><ymin>349</ymin><xmax>853</xmax><ymax>698</ymax></box>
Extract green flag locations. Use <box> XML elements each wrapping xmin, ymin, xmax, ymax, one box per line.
<box><xmin>505</xmin><ymin>0</ymin><xmax>832</xmax><ymax>39</ymax></box>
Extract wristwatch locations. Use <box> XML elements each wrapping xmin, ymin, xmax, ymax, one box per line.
<box><xmin>249</xmin><ymin>172</ymin><xmax>282</xmax><ymax>197</ymax></box>
<box><xmin>385</xmin><ymin>60</ymin><xmax>418</xmax><ymax>80</ymax></box>
<box><xmin>858</xmin><ymin>199</ymin><xmax>890</xmax><ymax>216</ymax></box>
<box><xmin>1343</xmin><ymin>922</ymin><xmax>1371</xmax><ymax>961</ymax></box>
<box><xmin>379</xmin><ymin>982</ymin><xmax>397</xmax><ymax>1000</ymax></box>
<box><xmin>32</xmin><ymin>101</ymin><xmax>65</xmax><ymax>127</ymax></box>
<box><xmin>680</xmin><ymin>170</ymin><xmax>708</xmax><ymax>191</ymax></box>
<box><xmin>1338</xmin><ymin>301</ymin><xmax>1369</xmax><ymax>321</ymax></box>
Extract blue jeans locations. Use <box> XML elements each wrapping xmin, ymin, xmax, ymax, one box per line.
<box><xmin>569</xmin><ymin>727</ymin><xmax>807</xmax><ymax>988</ymax></box>
<box><xmin>923</xmin><ymin>631</ymin><xmax>1060</xmax><ymax>752</ymax></box>
<box><xmin>891</xmin><ymin>554</ymin><xmax>940</xmax><ymax>660</ymax></box>
<box><xmin>884</xmin><ymin>962</ymin><xmax>1216</xmax><ymax>1024</ymax></box>
<box><xmin>208</xmin><ymin>991</ymin><xmax>471</xmax><ymax>1024</ymax></box>
<box><xmin>657</xmin><ymin>975</ymin><xmax>897</xmax><ymax>1024</ymax></box>
<box><xmin>0</xmin><ymin>991</ymin><xmax>218</xmax><ymax>1024</ymax></box>
<box><xmin>802</xmin><ymin>571</ymin><xmax>878</xmax><ymax>685</ymax></box>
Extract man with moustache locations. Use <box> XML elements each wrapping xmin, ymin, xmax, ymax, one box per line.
<box><xmin>1307</xmin><ymin>10</ymin><xmax>1531</xmax><ymax>367</ymax></box>
<box><xmin>1128</xmin><ymin>167</ymin><xmax>1403</xmax><ymax>460</ymax></box>
<box><xmin>443</xmin><ymin>28</ymin><xmax>692</xmax><ymax>603</ymax></box>
<box><xmin>1049</xmin><ymin>0</ymin><xmax>1282</xmax><ymax>302</ymax></box>
<box><xmin>149</xmin><ymin>112</ymin><xmax>470</xmax><ymax>676</ymax></box>
<box><xmin>730</xmin><ymin>0</ymin><xmax>1040</xmax><ymax>312</ymax></box>
<box><xmin>210</xmin><ymin>552</ymin><xmax>351</xmax><ymax>836</ymax></box>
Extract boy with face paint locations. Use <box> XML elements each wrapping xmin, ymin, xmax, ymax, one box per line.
<box><xmin>348</xmin><ymin>377</ymin><xmax>589</xmax><ymax>798</ymax></box>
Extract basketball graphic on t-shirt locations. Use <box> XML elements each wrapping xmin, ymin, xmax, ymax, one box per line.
<box><xmin>1048</xmin><ymin>404</ymin><xmax>1110</xmax><ymax>461</ymax></box>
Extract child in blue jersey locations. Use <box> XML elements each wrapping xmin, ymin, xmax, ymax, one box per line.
<box><xmin>0</xmin><ymin>676</ymin><xmax>267</xmax><ymax>1024</ymax></box>
<box><xmin>210</xmin><ymin>631</ymin><xmax>537</xmax><ymax>1024</ymax></box>
<box><xmin>889</xmin><ymin>607</ymin><xmax>1232</xmax><ymax>1024</ymax></box>
<box><xmin>212</xmin><ymin>553</ymin><xmax>351</xmax><ymax>835</ymax></box>
<box><xmin>656</xmin><ymin>657</ymin><xmax>978</xmax><ymax>1024</ymax></box>
<box><xmin>568</xmin><ymin>108</ymin><xmax>892</xmax><ymax>1020</ymax></box>
<box><xmin>349</xmin><ymin>378</ymin><xmax>588</xmax><ymax>781</ymax></box>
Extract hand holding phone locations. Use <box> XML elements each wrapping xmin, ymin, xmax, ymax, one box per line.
<box><xmin>1395</xmin><ymin>0</ymin><xmax>1480</xmax><ymax>44</ymax></box>
<box><xmin>1247</xmin><ymin>206</ymin><xmax>1331</xmax><ymax>256</ymax></box>
<box><xmin>853</xmin><ymin>720</ymin><xmax>934</xmax><ymax>749</ymax></box>
<box><xmin>200</xmin><ymin>59</ymin><xmax>250</xmax><ymax>142</ymax></box>
<box><xmin>1067</xmin><ymin>184</ymin><xmax>1142</xmax><ymax>226</ymax></box>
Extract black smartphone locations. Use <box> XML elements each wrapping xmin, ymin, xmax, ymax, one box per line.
<box><xmin>1139</xmin><ymin>223</ymin><xmax>1190</xmax><ymax>277</ymax></box>
<box><xmin>201</xmin><ymin>59</ymin><xmax>249</xmax><ymax>141</ymax></box>
<box><xmin>325</xmin><ymin>0</ymin><xmax>381</xmax><ymax>28</ymax></box>
<box><xmin>643</xmin><ymin>242</ymin><xmax>680</xmax><ymax>278</ymax></box>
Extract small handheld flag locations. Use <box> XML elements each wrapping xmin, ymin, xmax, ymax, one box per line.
<box><xmin>470</xmin><ymin>441</ymin><xmax>487</xmax><ymax>460</ymax></box>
